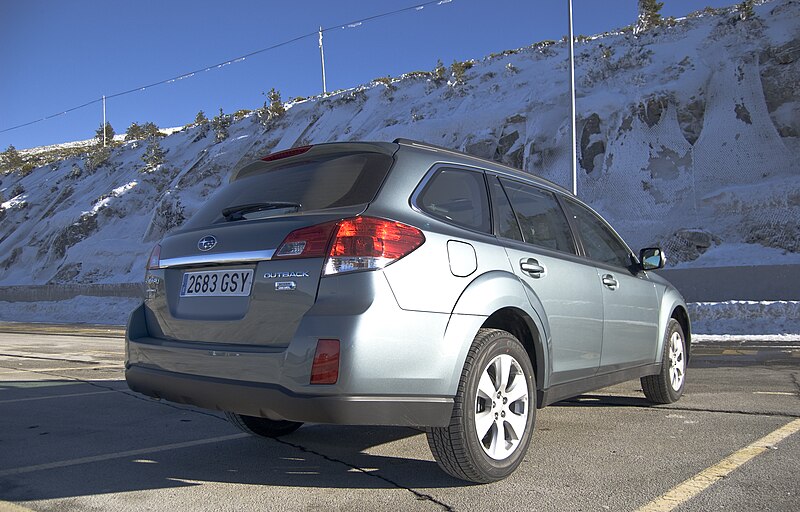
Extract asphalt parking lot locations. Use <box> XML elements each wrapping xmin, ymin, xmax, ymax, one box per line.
<box><xmin>1</xmin><ymin>329</ymin><xmax>798</xmax><ymax>511</ymax></box>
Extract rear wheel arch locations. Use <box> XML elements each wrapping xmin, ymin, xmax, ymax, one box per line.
<box><xmin>482</xmin><ymin>307</ymin><xmax>546</xmax><ymax>406</ymax></box>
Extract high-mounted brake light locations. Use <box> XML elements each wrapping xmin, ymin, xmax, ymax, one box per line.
<box><xmin>146</xmin><ymin>244</ymin><xmax>162</xmax><ymax>270</ymax></box>
<box><xmin>261</xmin><ymin>145</ymin><xmax>313</xmax><ymax>162</ymax></box>
<box><xmin>273</xmin><ymin>217</ymin><xmax>425</xmax><ymax>275</ymax></box>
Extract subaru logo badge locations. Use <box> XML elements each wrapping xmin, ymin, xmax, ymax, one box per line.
<box><xmin>198</xmin><ymin>235</ymin><xmax>217</xmax><ymax>252</ymax></box>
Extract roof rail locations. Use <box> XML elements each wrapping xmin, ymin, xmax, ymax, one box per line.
<box><xmin>392</xmin><ymin>138</ymin><xmax>459</xmax><ymax>154</ymax></box>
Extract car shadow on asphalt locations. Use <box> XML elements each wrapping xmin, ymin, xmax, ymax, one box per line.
<box><xmin>0</xmin><ymin>379</ymin><xmax>470</xmax><ymax>503</ymax></box>
<box><xmin>553</xmin><ymin>394</ymin><xmax>654</xmax><ymax>408</ymax></box>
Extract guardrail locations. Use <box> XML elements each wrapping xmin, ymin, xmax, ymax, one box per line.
<box><xmin>0</xmin><ymin>283</ymin><xmax>144</xmax><ymax>302</ymax></box>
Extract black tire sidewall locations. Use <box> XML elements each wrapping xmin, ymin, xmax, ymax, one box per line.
<box><xmin>460</xmin><ymin>331</ymin><xmax>536</xmax><ymax>479</ymax></box>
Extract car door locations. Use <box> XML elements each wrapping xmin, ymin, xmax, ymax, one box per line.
<box><xmin>563</xmin><ymin>199</ymin><xmax>660</xmax><ymax>371</ymax></box>
<box><xmin>491</xmin><ymin>177</ymin><xmax>604</xmax><ymax>385</ymax></box>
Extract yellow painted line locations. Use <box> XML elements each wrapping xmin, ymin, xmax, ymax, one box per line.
<box><xmin>720</xmin><ymin>349</ymin><xmax>758</xmax><ymax>355</ymax></box>
<box><xmin>0</xmin><ymin>500</ymin><xmax>36</xmax><ymax>512</ymax></box>
<box><xmin>0</xmin><ymin>433</ymin><xmax>248</xmax><ymax>477</ymax></box>
<box><xmin>637</xmin><ymin>418</ymin><xmax>800</xmax><ymax>512</ymax></box>
<box><xmin>0</xmin><ymin>390</ymin><xmax>118</xmax><ymax>404</ymax></box>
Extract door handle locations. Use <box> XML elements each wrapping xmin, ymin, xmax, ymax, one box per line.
<box><xmin>602</xmin><ymin>274</ymin><xmax>619</xmax><ymax>290</ymax></box>
<box><xmin>520</xmin><ymin>258</ymin><xmax>545</xmax><ymax>278</ymax></box>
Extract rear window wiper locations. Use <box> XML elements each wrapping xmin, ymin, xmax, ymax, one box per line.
<box><xmin>222</xmin><ymin>202</ymin><xmax>302</xmax><ymax>221</ymax></box>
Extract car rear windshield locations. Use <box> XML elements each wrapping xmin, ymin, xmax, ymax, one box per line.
<box><xmin>184</xmin><ymin>151</ymin><xmax>394</xmax><ymax>228</ymax></box>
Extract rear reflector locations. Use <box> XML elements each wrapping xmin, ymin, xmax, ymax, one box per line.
<box><xmin>310</xmin><ymin>339</ymin><xmax>340</xmax><ymax>385</ymax></box>
<box><xmin>261</xmin><ymin>145</ymin><xmax>312</xmax><ymax>162</ymax></box>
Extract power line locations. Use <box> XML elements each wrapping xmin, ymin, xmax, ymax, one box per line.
<box><xmin>0</xmin><ymin>0</ymin><xmax>455</xmax><ymax>136</ymax></box>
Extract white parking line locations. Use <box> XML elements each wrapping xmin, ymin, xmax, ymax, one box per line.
<box><xmin>0</xmin><ymin>390</ymin><xmax>119</xmax><ymax>404</ymax></box>
<box><xmin>636</xmin><ymin>418</ymin><xmax>800</xmax><ymax>511</ymax></box>
<box><xmin>0</xmin><ymin>434</ymin><xmax>249</xmax><ymax>477</ymax></box>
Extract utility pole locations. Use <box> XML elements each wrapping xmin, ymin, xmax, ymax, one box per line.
<box><xmin>102</xmin><ymin>95</ymin><xmax>107</xmax><ymax>147</ymax></box>
<box><xmin>319</xmin><ymin>27</ymin><xmax>327</xmax><ymax>95</ymax></box>
<box><xmin>568</xmin><ymin>0</ymin><xmax>577</xmax><ymax>196</ymax></box>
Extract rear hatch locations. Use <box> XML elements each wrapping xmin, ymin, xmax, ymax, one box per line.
<box><xmin>144</xmin><ymin>144</ymin><xmax>397</xmax><ymax>347</ymax></box>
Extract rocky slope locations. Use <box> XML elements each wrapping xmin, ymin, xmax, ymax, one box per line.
<box><xmin>1</xmin><ymin>0</ymin><xmax>798</xmax><ymax>286</ymax></box>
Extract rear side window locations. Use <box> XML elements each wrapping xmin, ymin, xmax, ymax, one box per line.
<box><xmin>499</xmin><ymin>178</ymin><xmax>576</xmax><ymax>253</ymax></box>
<box><xmin>417</xmin><ymin>168</ymin><xmax>491</xmax><ymax>233</ymax></box>
<box><xmin>489</xmin><ymin>177</ymin><xmax>523</xmax><ymax>242</ymax></box>
<box><xmin>184</xmin><ymin>152</ymin><xmax>393</xmax><ymax>228</ymax></box>
<box><xmin>565</xmin><ymin>200</ymin><xmax>632</xmax><ymax>269</ymax></box>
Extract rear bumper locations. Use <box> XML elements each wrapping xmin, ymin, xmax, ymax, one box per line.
<box><xmin>126</xmin><ymin>363</ymin><xmax>452</xmax><ymax>426</ymax></box>
<box><xmin>125</xmin><ymin>279</ymin><xmax>463</xmax><ymax>427</ymax></box>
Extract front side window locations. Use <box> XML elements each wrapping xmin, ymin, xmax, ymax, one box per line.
<box><xmin>499</xmin><ymin>178</ymin><xmax>575</xmax><ymax>253</ymax></box>
<box><xmin>417</xmin><ymin>168</ymin><xmax>491</xmax><ymax>233</ymax></box>
<box><xmin>565</xmin><ymin>200</ymin><xmax>632</xmax><ymax>269</ymax></box>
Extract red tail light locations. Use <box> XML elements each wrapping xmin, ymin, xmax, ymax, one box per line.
<box><xmin>310</xmin><ymin>339</ymin><xmax>340</xmax><ymax>385</ymax></box>
<box><xmin>261</xmin><ymin>145</ymin><xmax>312</xmax><ymax>162</ymax></box>
<box><xmin>274</xmin><ymin>221</ymin><xmax>339</xmax><ymax>259</ymax></box>
<box><xmin>273</xmin><ymin>216</ymin><xmax>425</xmax><ymax>275</ymax></box>
<box><xmin>147</xmin><ymin>244</ymin><xmax>161</xmax><ymax>270</ymax></box>
<box><xmin>325</xmin><ymin>217</ymin><xmax>425</xmax><ymax>275</ymax></box>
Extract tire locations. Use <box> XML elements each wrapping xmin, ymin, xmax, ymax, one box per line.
<box><xmin>225</xmin><ymin>412</ymin><xmax>302</xmax><ymax>438</ymax></box>
<box><xmin>641</xmin><ymin>318</ymin><xmax>687</xmax><ymax>404</ymax></box>
<box><xmin>427</xmin><ymin>328</ymin><xmax>536</xmax><ymax>483</ymax></box>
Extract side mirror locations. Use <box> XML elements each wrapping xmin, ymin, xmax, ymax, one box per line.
<box><xmin>639</xmin><ymin>247</ymin><xmax>665</xmax><ymax>271</ymax></box>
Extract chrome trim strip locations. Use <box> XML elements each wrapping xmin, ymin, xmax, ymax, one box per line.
<box><xmin>159</xmin><ymin>250</ymin><xmax>275</xmax><ymax>268</ymax></box>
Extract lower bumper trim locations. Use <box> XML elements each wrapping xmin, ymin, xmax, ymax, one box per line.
<box><xmin>125</xmin><ymin>365</ymin><xmax>453</xmax><ymax>427</ymax></box>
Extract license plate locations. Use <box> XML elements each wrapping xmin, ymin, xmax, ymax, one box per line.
<box><xmin>180</xmin><ymin>269</ymin><xmax>254</xmax><ymax>297</ymax></box>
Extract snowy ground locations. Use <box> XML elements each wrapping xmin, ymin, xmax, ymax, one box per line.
<box><xmin>0</xmin><ymin>297</ymin><xmax>797</xmax><ymax>341</ymax></box>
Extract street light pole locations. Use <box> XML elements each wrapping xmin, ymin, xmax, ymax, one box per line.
<box><xmin>319</xmin><ymin>27</ymin><xmax>327</xmax><ymax>95</ymax></box>
<box><xmin>102</xmin><ymin>95</ymin><xmax>107</xmax><ymax>147</ymax></box>
<box><xmin>568</xmin><ymin>0</ymin><xmax>577</xmax><ymax>196</ymax></box>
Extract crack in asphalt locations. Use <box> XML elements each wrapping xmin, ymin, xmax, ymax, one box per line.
<box><xmin>0</xmin><ymin>352</ymin><xmax>112</xmax><ymax>364</ymax></box>
<box><xmin>791</xmin><ymin>372</ymin><xmax>800</xmax><ymax>401</ymax></box>
<box><xmin>3</xmin><ymin>363</ymin><xmax>455</xmax><ymax>511</ymax></box>
<box><xmin>271</xmin><ymin>437</ymin><xmax>455</xmax><ymax>511</ymax></box>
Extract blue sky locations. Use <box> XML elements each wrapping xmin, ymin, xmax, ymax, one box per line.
<box><xmin>1</xmin><ymin>0</ymin><xmax>736</xmax><ymax>150</ymax></box>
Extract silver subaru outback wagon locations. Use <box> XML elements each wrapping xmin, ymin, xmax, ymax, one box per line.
<box><xmin>126</xmin><ymin>139</ymin><xmax>690</xmax><ymax>483</ymax></box>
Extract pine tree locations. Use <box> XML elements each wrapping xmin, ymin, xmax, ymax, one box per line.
<box><xmin>635</xmin><ymin>0</ymin><xmax>664</xmax><ymax>34</ymax></box>
<box><xmin>433</xmin><ymin>59</ymin><xmax>447</xmax><ymax>82</ymax></box>
<box><xmin>125</xmin><ymin>122</ymin><xmax>145</xmax><ymax>141</ymax></box>
<box><xmin>211</xmin><ymin>108</ymin><xmax>230</xmax><ymax>143</ymax></box>
<box><xmin>268</xmin><ymin>88</ymin><xmax>285</xmax><ymax>118</ymax></box>
<box><xmin>1</xmin><ymin>144</ymin><xmax>24</xmax><ymax>172</ymax></box>
<box><xmin>95</xmin><ymin>122</ymin><xmax>115</xmax><ymax>146</ymax></box>
<box><xmin>738</xmin><ymin>0</ymin><xmax>755</xmax><ymax>20</ymax></box>
<box><xmin>141</xmin><ymin>122</ymin><xmax>162</xmax><ymax>139</ymax></box>
<box><xmin>194</xmin><ymin>110</ymin><xmax>209</xmax><ymax>125</ymax></box>
<box><xmin>142</xmin><ymin>136</ymin><xmax>165</xmax><ymax>169</ymax></box>
<box><xmin>450</xmin><ymin>60</ymin><xmax>473</xmax><ymax>85</ymax></box>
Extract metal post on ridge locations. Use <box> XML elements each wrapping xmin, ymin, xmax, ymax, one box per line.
<box><xmin>102</xmin><ymin>95</ymin><xmax>107</xmax><ymax>147</ymax></box>
<box><xmin>319</xmin><ymin>27</ymin><xmax>327</xmax><ymax>95</ymax></box>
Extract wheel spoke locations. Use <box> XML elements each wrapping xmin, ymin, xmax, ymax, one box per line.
<box><xmin>497</xmin><ymin>355</ymin><xmax>513</xmax><ymax>392</ymax></box>
<box><xmin>504</xmin><ymin>410</ymin><xmax>527</xmax><ymax>441</ymax></box>
<box><xmin>505</xmin><ymin>380</ymin><xmax>528</xmax><ymax>405</ymax></box>
<box><xmin>475</xmin><ymin>410</ymin><xmax>495</xmax><ymax>440</ymax></box>
<box><xmin>477</xmin><ymin>371</ymin><xmax>496</xmax><ymax>400</ymax></box>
